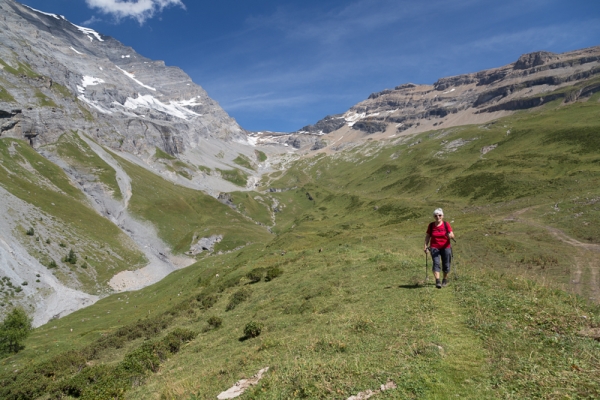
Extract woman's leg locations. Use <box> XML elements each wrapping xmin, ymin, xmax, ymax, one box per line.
<box><xmin>430</xmin><ymin>248</ymin><xmax>441</xmax><ymax>279</ymax></box>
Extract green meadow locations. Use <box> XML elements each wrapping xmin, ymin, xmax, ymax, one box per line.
<box><xmin>1</xmin><ymin>99</ymin><xmax>600</xmax><ymax>398</ymax></box>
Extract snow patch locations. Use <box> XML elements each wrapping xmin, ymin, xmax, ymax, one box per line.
<box><xmin>121</xmin><ymin>55</ymin><xmax>131</xmax><ymax>58</ymax></box>
<box><xmin>344</xmin><ymin>112</ymin><xmax>366</xmax><ymax>127</ymax></box>
<box><xmin>122</xmin><ymin>94</ymin><xmax>201</xmax><ymax>120</ymax></box>
<box><xmin>72</xmin><ymin>24</ymin><xmax>104</xmax><ymax>42</ymax></box>
<box><xmin>23</xmin><ymin>5</ymin><xmax>61</xmax><ymax>20</ymax></box>
<box><xmin>443</xmin><ymin>88</ymin><xmax>456</xmax><ymax>94</ymax></box>
<box><xmin>171</xmin><ymin>97</ymin><xmax>202</xmax><ymax>107</ymax></box>
<box><xmin>70</xmin><ymin>46</ymin><xmax>83</xmax><ymax>55</ymax></box>
<box><xmin>115</xmin><ymin>65</ymin><xmax>156</xmax><ymax>91</ymax></box>
<box><xmin>81</xmin><ymin>76</ymin><xmax>105</xmax><ymax>88</ymax></box>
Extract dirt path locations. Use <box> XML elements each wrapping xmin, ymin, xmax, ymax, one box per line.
<box><xmin>505</xmin><ymin>208</ymin><xmax>600</xmax><ymax>302</ymax></box>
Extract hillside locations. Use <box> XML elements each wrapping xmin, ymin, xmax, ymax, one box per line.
<box><xmin>1</xmin><ymin>97</ymin><xmax>599</xmax><ymax>398</ymax></box>
<box><xmin>0</xmin><ymin>0</ymin><xmax>283</xmax><ymax>324</ymax></box>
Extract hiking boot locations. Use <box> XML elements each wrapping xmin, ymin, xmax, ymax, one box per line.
<box><xmin>442</xmin><ymin>279</ymin><xmax>448</xmax><ymax>287</ymax></box>
<box><xmin>435</xmin><ymin>279</ymin><xmax>442</xmax><ymax>289</ymax></box>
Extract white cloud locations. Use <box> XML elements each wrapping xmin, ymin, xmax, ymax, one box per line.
<box><xmin>85</xmin><ymin>0</ymin><xmax>185</xmax><ymax>24</ymax></box>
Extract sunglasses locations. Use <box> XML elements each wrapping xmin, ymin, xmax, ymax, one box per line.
<box><xmin>434</xmin><ymin>214</ymin><xmax>443</xmax><ymax>217</ymax></box>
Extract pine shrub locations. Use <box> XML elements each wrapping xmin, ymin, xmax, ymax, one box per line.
<box><xmin>243</xmin><ymin>321</ymin><xmax>263</xmax><ymax>338</ymax></box>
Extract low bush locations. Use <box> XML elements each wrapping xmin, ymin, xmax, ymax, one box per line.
<box><xmin>246</xmin><ymin>268</ymin><xmax>265</xmax><ymax>283</ymax></box>
<box><xmin>25</xmin><ymin>228</ymin><xmax>34</xmax><ymax>236</ymax></box>
<box><xmin>226</xmin><ymin>288</ymin><xmax>251</xmax><ymax>311</ymax></box>
<box><xmin>196</xmin><ymin>293</ymin><xmax>219</xmax><ymax>309</ymax></box>
<box><xmin>243</xmin><ymin>321</ymin><xmax>263</xmax><ymax>339</ymax></box>
<box><xmin>265</xmin><ymin>266</ymin><xmax>283</xmax><ymax>281</ymax></box>
<box><xmin>207</xmin><ymin>316</ymin><xmax>222</xmax><ymax>329</ymax></box>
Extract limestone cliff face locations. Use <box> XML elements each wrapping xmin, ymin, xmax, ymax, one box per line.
<box><xmin>0</xmin><ymin>0</ymin><xmax>245</xmax><ymax>156</ymax></box>
<box><xmin>285</xmin><ymin>46</ymin><xmax>600</xmax><ymax>151</ymax></box>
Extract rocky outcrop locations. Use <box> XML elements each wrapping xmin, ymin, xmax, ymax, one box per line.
<box><xmin>0</xmin><ymin>0</ymin><xmax>246</xmax><ymax>155</ymax></box>
<box><xmin>291</xmin><ymin>45</ymin><xmax>600</xmax><ymax>145</ymax></box>
<box><xmin>514</xmin><ymin>51</ymin><xmax>558</xmax><ymax>70</ymax></box>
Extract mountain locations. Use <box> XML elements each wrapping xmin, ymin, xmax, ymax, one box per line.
<box><xmin>279</xmin><ymin>46</ymin><xmax>600</xmax><ymax>151</ymax></box>
<box><xmin>0</xmin><ymin>0</ymin><xmax>275</xmax><ymax>326</ymax></box>
<box><xmin>0</xmin><ymin>0</ymin><xmax>283</xmax><ymax>192</ymax></box>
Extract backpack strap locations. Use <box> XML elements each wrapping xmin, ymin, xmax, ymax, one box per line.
<box><xmin>444</xmin><ymin>221</ymin><xmax>449</xmax><ymax>235</ymax></box>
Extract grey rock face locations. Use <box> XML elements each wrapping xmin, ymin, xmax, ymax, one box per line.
<box><xmin>288</xmin><ymin>45</ymin><xmax>600</xmax><ymax>145</ymax></box>
<box><xmin>0</xmin><ymin>0</ymin><xmax>245</xmax><ymax>157</ymax></box>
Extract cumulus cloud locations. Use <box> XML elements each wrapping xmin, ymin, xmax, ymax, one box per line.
<box><xmin>85</xmin><ymin>0</ymin><xmax>185</xmax><ymax>24</ymax></box>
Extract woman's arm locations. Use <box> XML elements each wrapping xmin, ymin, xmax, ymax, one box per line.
<box><xmin>424</xmin><ymin>234</ymin><xmax>431</xmax><ymax>252</ymax></box>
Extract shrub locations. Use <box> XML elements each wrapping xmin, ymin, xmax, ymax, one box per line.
<box><xmin>121</xmin><ymin>342</ymin><xmax>162</xmax><ymax>374</ymax></box>
<box><xmin>197</xmin><ymin>293</ymin><xmax>219</xmax><ymax>309</ymax></box>
<box><xmin>226</xmin><ymin>288</ymin><xmax>251</xmax><ymax>311</ymax></box>
<box><xmin>163</xmin><ymin>328</ymin><xmax>197</xmax><ymax>353</ymax></box>
<box><xmin>48</xmin><ymin>259</ymin><xmax>57</xmax><ymax>268</ymax></box>
<box><xmin>0</xmin><ymin>307</ymin><xmax>32</xmax><ymax>354</ymax></box>
<box><xmin>26</xmin><ymin>227</ymin><xmax>34</xmax><ymax>236</ymax></box>
<box><xmin>265</xmin><ymin>267</ymin><xmax>283</xmax><ymax>282</ymax></box>
<box><xmin>246</xmin><ymin>268</ymin><xmax>265</xmax><ymax>283</ymax></box>
<box><xmin>65</xmin><ymin>249</ymin><xmax>77</xmax><ymax>264</ymax></box>
<box><xmin>207</xmin><ymin>316</ymin><xmax>222</xmax><ymax>329</ymax></box>
<box><xmin>243</xmin><ymin>321</ymin><xmax>263</xmax><ymax>339</ymax></box>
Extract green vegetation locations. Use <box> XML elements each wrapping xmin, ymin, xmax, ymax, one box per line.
<box><xmin>243</xmin><ymin>321</ymin><xmax>263</xmax><ymax>339</ymax></box>
<box><xmin>153</xmin><ymin>147</ymin><xmax>195</xmax><ymax>180</ymax></box>
<box><xmin>216</xmin><ymin>167</ymin><xmax>248</xmax><ymax>187</ymax></box>
<box><xmin>34</xmin><ymin>90</ymin><xmax>57</xmax><ymax>107</ymax></box>
<box><xmin>2</xmin><ymin>99</ymin><xmax>600</xmax><ymax>398</ymax></box>
<box><xmin>0</xmin><ymin>85</ymin><xmax>15</xmax><ymax>102</ymax></box>
<box><xmin>227</xmin><ymin>191</ymin><xmax>273</xmax><ymax>225</ymax></box>
<box><xmin>77</xmin><ymin>101</ymin><xmax>95</xmax><ymax>121</ymax></box>
<box><xmin>0</xmin><ymin>138</ymin><xmax>145</xmax><ymax>292</ymax></box>
<box><xmin>0</xmin><ymin>59</ymin><xmax>39</xmax><ymax>78</ymax></box>
<box><xmin>197</xmin><ymin>165</ymin><xmax>211</xmax><ymax>174</ymax></box>
<box><xmin>255</xmin><ymin>149</ymin><xmax>268</xmax><ymax>162</ymax></box>
<box><xmin>53</xmin><ymin>131</ymin><xmax>122</xmax><ymax>200</ymax></box>
<box><xmin>154</xmin><ymin>147</ymin><xmax>176</xmax><ymax>160</ymax></box>
<box><xmin>64</xmin><ymin>249</ymin><xmax>77</xmax><ymax>265</ymax></box>
<box><xmin>110</xmin><ymin>152</ymin><xmax>271</xmax><ymax>253</ymax></box>
<box><xmin>233</xmin><ymin>153</ymin><xmax>256</xmax><ymax>170</ymax></box>
<box><xmin>51</xmin><ymin>82</ymin><xmax>74</xmax><ymax>99</ymax></box>
<box><xmin>0</xmin><ymin>308</ymin><xmax>32</xmax><ymax>356</ymax></box>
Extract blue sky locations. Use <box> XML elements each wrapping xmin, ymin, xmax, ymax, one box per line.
<box><xmin>18</xmin><ymin>0</ymin><xmax>600</xmax><ymax>132</ymax></box>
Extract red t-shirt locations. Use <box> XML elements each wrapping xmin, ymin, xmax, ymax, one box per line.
<box><xmin>426</xmin><ymin>222</ymin><xmax>452</xmax><ymax>249</ymax></box>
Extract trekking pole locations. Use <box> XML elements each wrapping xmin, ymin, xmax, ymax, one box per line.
<box><xmin>425</xmin><ymin>248</ymin><xmax>429</xmax><ymax>284</ymax></box>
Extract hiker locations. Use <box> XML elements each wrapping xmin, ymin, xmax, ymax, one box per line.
<box><xmin>424</xmin><ymin>208</ymin><xmax>454</xmax><ymax>289</ymax></box>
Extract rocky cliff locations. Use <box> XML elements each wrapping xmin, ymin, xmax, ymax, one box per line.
<box><xmin>284</xmin><ymin>46</ymin><xmax>600</xmax><ymax>151</ymax></box>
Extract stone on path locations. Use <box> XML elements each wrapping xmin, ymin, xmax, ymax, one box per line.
<box><xmin>217</xmin><ymin>367</ymin><xmax>269</xmax><ymax>399</ymax></box>
<box><xmin>347</xmin><ymin>380</ymin><xmax>397</xmax><ymax>400</ymax></box>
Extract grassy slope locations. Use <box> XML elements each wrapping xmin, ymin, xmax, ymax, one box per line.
<box><xmin>1</xmin><ymin>100</ymin><xmax>600</xmax><ymax>398</ymax></box>
<box><xmin>0</xmin><ymin>138</ymin><xmax>145</xmax><ymax>293</ymax></box>
<box><xmin>52</xmin><ymin>131</ymin><xmax>122</xmax><ymax>200</ymax></box>
<box><xmin>111</xmin><ymin>153</ymin><xmax>272</xmax><ymax>254</ymax></box>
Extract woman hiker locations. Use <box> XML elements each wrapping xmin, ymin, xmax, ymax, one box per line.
<box><xmin>424</xmin><ymin>208</ymin><xmax>455</xmax><ymax>289</ymax></box>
